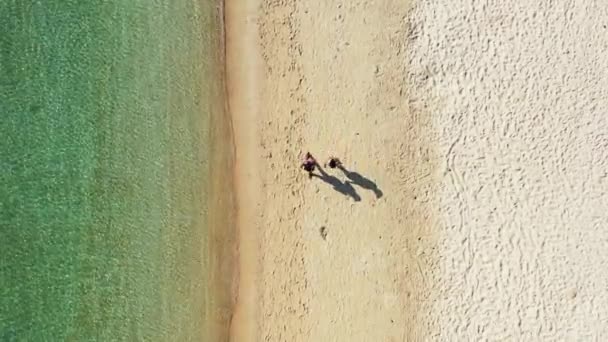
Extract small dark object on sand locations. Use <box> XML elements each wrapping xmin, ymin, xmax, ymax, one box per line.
<box><xmin>319</xmin><ymin>226</ymin><xmax>327</xmax><ymax>240</ymax></box>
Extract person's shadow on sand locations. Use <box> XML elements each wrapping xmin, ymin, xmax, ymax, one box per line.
<box><xmin>312</xmin><ymin>166</ymin><xmax>361</xmax><ymax>202</ymax></box>
<box><xmin>337</xmin><ymin>165</ymin><xmax>383</xmax><ymax>199</ymax></box>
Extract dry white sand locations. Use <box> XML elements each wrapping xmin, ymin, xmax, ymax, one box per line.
<box><xmin>227</xmin><ymin>0</ymin><xmax>608</xmax><ymax>340</ymax></box>
<box><xmin>408</xmin><ymin>1</ymin><xmax>608</xmax><ymax>340</ymax></box>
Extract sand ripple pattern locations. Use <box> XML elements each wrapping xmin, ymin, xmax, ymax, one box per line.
<box><xmin>407</xmin><ymin>1</ymin><xmax>608</xmax><ymax>340</ymax></box>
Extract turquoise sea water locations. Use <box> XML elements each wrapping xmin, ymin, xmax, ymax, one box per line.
<box><xmin>1</xmin><ymin>1</ymin><xmax>221</xmax><ymax>340</ymax></box>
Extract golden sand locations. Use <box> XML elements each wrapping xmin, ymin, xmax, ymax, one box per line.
<box><xmin>226</xmin><ymin>0</ymin><xmax>608</xmax><ymax>340</ymax></box>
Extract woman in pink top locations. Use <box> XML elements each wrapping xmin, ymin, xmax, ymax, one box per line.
<box><xmin>300</xmin><ymin>152</ymin><xmax>317</xmax><ymax>178</ymax></box>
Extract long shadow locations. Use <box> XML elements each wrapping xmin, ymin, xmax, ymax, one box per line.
<box><xmin>338</xmin><ymin>165</ymin><xmax>383</xmax><ymax>198</ymax></box>
<box><xmin>312</xmin><ymin>166</ymin><xmax>361</xmax><ymax>201</ymax></box>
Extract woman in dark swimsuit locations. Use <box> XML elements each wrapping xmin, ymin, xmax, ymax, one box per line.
<box><xmin>325</xmin><ymin>157</ymin><xmax>342</xmax><ymax>169</ymax></box>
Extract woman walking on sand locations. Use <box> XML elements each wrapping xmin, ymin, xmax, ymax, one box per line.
<box><xmin>300</xmin><ymin>152</ymin><xmax>317</xmax><ymax>179</ymax></box>
<box><xmin>325</xmin><ymin>156</ymin><xmax>342</xmax><ymax>169</ymax></box>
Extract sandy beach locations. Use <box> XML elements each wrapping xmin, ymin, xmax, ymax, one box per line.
<box><xmin>226</xmin><ymin>0</ymin><xmax>608</xmax><ymax>340</ymax></box>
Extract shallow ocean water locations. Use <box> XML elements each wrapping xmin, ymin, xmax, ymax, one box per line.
<box><xmin>0</xmin><ymin>1</ymin><xmax>220</xmax><ymax>340</ymax></box>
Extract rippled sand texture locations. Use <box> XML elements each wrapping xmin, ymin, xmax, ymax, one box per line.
<box><xmin>228</xmin><ymin>0</ymin><xmax>608</xmax><ymax>340</ymax></box>
<box><xmin>229</xmin><ymin>0</ymin><xmax>437</xmax><ymax>340</ymax></box>
<box><xmin>407</xmin><ymin>1</ymin><xmax>608</xmax><ymax>339</ymax></box>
